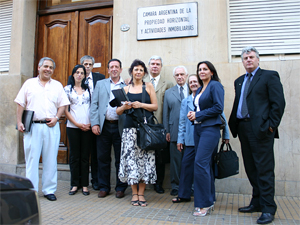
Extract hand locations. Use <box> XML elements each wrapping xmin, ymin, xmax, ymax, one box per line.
<box><xmin>92</xmin><ymin>125</ymin><xmax>101</xmax><ymax>135</ymax></box>
<box><xmin>187</xmin><ymin>111</ymin><xmax>196</xmax><ymax>122</ymax></box>
<box><xmin>131</xmin><ymin>101</ymin><xmax>143</xmax><ymax>109</ymax></box>
<box><xmin>222</xmin><ymin>139</ymin><xmax>229</xmax><ymax>144</ymax></box>
<box><xmin>166</xmin><ymin>133</ymin><xmax>170</xmax><ymax>142</ymax></box>
<box><xmin>124</xmin><ymin>78</ymin><xmax>131</xmax><ymax>85</ymax></box>
<box><xmin>177</xmin><ymin>143</ymin><xmax>183</xmax><ymax>152</ymax></box>
<box><xmin>46</xmin><ymin>117</ymin><xmax>58</xmax><ymax>127</ymax></box>
<box><xmin>17</xmin><ymin>122</ymin><xmax>25</xmax><ymax>133</ymax></box>
<box><xmin>122</xmin><ymin>101</ymin><xmax>133</xmax><ymax>110</ymax></box>
<box><xmin>80</xmin><ymin>123</ymin><xmax>91</xmax><ymax>132</ymax></box>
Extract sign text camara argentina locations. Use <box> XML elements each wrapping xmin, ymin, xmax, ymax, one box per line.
<box><xmin>137</xmin><ymin>2</ymin><xmax>198</xmax><ymax>40</ymax></box>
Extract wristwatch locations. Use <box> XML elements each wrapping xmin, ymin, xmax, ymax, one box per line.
<box><xmin>55</xmin><ymin>116</ymin><xmax>59</xmax><ymax>121</ymax></box>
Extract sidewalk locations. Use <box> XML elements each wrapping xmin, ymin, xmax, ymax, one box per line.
<box><xmin>38</xmin><ymin>180</ymin><xmax>299</xmax><ymax>225</ymax></box>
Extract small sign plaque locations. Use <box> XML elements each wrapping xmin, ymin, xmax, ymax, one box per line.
<box><xmin>137</xmin><ymin>2</ymin><xmax>198</xmax><ymax>40</ymax></box>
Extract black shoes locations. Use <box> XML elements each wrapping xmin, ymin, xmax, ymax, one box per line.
<box><xmin>154</xmin><ymin>184</ymin><xmax>164</xmax><ymax>194</ymax></box>
<box><xmin>92</xmin><ymin>183</ymin><xmax>100</xmax><ymax>190</ymax></box>
<box><xmin>82</xmin><ymin>189</ymin><xmax>90</xmax><ymax>196</ymax></box>
<box><xmin>257</xmin><ymin>213</ymin><xmax>274</xmax><ymax>224</ymax></box>
<box><xmin>170</xmin><ymin>189</ymin><xmax>178</xmax><ymax>196</ymax></box>
<box><xmin>69</xmin><ymin>187</ymin><xmax>78</xmax><ymax>195</ymax></box>
<box><xmin>238</xmin><ymin>205</ymin><xmax>262</xmax><ymax>213</ymax></box>
<box><xmin>172</xmin><ymin>197</ymin><xmax>191</xmax><ymax>203</ymax></box>
<box><xmin>44</xmin><ymin>194</ymin><xmax>57</xmax><ymax>201</ymax></box>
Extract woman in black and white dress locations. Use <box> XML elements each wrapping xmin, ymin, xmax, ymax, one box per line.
<box><xmin>64</xmin><ymin>65</ymin><xmax>92</xmax><ymax>196</ymax></box>
<box><xmin>117</xmin><ymin>59</ymin><xmax>158</xmax><ymax>207</ymax></box>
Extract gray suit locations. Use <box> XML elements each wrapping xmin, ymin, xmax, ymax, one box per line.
<box><xmin>90</xmin><ymin>78</ymin><xmax>127</xmax><ymax>193</ymax></box>
<box><xmin>163</xmin><ymin>84</ymin><xmax>188</xmax><ymax>190</ymax></box>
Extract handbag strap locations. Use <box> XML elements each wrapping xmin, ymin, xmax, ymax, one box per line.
<box><xmin>141</xmin><ymin>82</ymin><xmax>147</xmax><ymax>124</ymax></box>
<box><xmin>218</xmin><ymin>142</ymin><xmax>232</xmax><ymax>153</ymax></box>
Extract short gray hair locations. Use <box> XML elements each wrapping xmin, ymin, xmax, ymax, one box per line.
<box><xmin>38</xmin><ymin>57</ymin><xmax>56</xmax><ymax>69</ymax></box>
<box><xmin>148</xmin><ymin>55</ymin><xmax>163</xmax><ymax>67</ymax></box>
<box><xmin>80</xmin><ymin>55</ymin><xmax>95</xmax><ymax>65</ymax></box>
<box><xmin>241</xmin><ymin>46</ymin><xmax>260</xmax><ymax>60</ymax></box>
<box><xmin>173</xmin><ymin>65</ymin><xmax>188</xmax><ymax>76</ymax></box>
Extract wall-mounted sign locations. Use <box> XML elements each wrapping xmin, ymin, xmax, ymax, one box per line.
<box><xmin>137</xmin><ymin>2</ymin><xmax>198</xmax><ymax>40</ymax></box>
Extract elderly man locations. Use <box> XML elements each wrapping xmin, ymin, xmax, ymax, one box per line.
<box><xmin>144</xmin><ymin>55</ymin><xmax>173</xmax><ymax>194</ymax></box>
<box><xmin>163</xmin><ymin>66</ymin><xmax>189</xmax><ymax>196</ymax></box>
<box><xmin>229</xmin><ymin>46</ymin><xmax>285</xmax><ymax>224</ymax></box>
<box><xmin>15</xmin><ymin>57</ymin><xmax>70</xmax><ymax>201</ymax></box>
<box><xmin>67</xmin><ymin>55</ymin><xmax>105</xmax><ymax>190</ymax></box>
<box><xmin>90</xmin><ymin>58</ymin><xmax>128</xmax><ymax>198</ymax></box>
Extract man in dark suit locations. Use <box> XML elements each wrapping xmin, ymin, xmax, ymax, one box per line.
<box><xmin>229</xmin><ymin>46</ymin><xmax>285</xmax><ymax>224</ymax></box>
<box><xmin>163</xmin><ymin>66</ymin><xmax>189</xmax><ymax>196</ymax></box>
<box><xmin>67</xmin><ymin>55</ymin><xmax>105</xmax><ymax>190</ymax></box>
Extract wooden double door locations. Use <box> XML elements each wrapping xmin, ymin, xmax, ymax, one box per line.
<box><xmin>36</xmin><ymin>7</ymin><xmax>113</xmax><ymax>163</ymax></box>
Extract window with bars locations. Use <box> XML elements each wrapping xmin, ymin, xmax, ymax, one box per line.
<box><xmin>0</xmin><ymin>0</ymin><xmax>13</xmax><ymax>72</ymax></box>
<box><xmin>228</xmin><ymin>0</ymin><xmax>300</xmax><ymax>56</ymax></box>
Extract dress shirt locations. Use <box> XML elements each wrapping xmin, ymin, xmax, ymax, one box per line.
<box><xmin>64</xmin><ymin>85</ymin><xmax>91</xmax><ymax>128</ymax></box>
<box><xmin>105</xmin><ymin>77</ymin><xmax>125</xmax><ymax>121</ymax></box>
<box><xmin>148</xmin><ymin>74</ymin><xmax>160</xmax><ymax>90</ymax></box>
<box><xmin>14</xmin><ymin>76</ymin><xmax>70</xmax><ymax>121</ymax></box>
<box><xmin>237</xmin><ymin>66</ymin><xmax>259</xmax><ymax>119</ymax></box>
<box><xmin>177</xmin><ymin>83</ymin><xmax>188</xmax><ymax>99</ymax></box>
<box><xmin>194</xmin><ymin>93</ymin><xmax>202</xmax><ymax>124</ymax></box>
<box><xmin>87</xmin><ymin>72</ymin><xmax>94</xmax><ymax>95</ymax></box>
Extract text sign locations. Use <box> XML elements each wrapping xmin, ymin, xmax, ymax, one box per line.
<box><xmin>137</xmin><ymin>2</ymin><xmax>198</xmax><ymax>40</ymax></box>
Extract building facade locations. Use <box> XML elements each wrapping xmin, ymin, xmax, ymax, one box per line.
<box><xmin>0</xmin><ymin>0</ymin><xmax>299</xmax><ymax>196</ymax></box>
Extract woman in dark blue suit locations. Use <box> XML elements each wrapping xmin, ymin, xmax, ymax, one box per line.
<box><xmin>187</xmin><ymin>61</ymin><xmax>224</xmax><ymax>216</ymax></box>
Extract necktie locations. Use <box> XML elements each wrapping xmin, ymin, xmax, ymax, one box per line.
<box><xmin>180</xmin><ymin>86</ymin><xmax>184</xmax><ymax>100</ymax></box>
<box><xmin>241</xmin><ymin>73</ymin><xmax>252</xmax><ymax>118</ymax></box>
<box><xmin>151</xmin><ymin>78</ymin><xmax>156</xmax><ymax>89</ymax></box>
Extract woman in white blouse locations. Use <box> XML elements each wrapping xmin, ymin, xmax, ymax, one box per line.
<box><xmin>64</xmin><ymin>65</ymin><xmax>92</xmax><ymax>196</ymax></box>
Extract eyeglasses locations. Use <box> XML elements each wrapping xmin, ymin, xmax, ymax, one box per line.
<box><xmin>83</xmin><ymin>63</ymin><xmax>93</xmax><ymax>66</ymax></box>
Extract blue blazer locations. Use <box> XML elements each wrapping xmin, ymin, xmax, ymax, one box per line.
<box><xmin>178</xmin><ymin>94</ymin><xmax>230</xmax><ymax>146</ymax></box>
<box><xmin>194</xmin><ymin>80</ymin><xmax>224</xmax><ymax>127</ymax></box>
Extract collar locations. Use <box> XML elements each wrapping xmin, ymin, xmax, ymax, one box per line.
<box><xmin>246</xmin><ymin>66</ymin><xmax>260</xmax><ymax>76</ymax></box>
<box><xmin>110</xmin><ymin>76</ymin><xmax>124</xmax><ymax>85</ymax></box>
<box><xmin>87</xmin><ymin>72</ymin><xmax>93</xmax><ymax>79</ymax></box>
<box><xmin>37</xmin><ymin>75</ymin><xmax>52</xmax><ymax>84</ymax></box>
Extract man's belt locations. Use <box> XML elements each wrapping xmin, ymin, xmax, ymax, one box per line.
<box><xmin>33</xmin><ymin>120</ymin><xmax>48</xmax><ymax>124</ymax></box>
<box><xmin>105</xmin><ymin>119</ymin><xmax>118</xmax><ymax>124</ymax></box>
<box><xmin>237</xmin><ymin>118</ymin><xmax>250</xmax><ymax>122</ymax></box>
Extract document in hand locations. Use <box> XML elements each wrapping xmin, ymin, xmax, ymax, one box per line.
<box><xmin>110</xmin><ymin>88</ymin><xmax>130</xmax><ymax>107</ymax></box>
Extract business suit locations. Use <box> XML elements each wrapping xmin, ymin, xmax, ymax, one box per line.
<box><xmin>144</xmin><ymin>75</ymin><xmax>173</xmax><ymax>187</ymax></box>
<box><xmin>68</xmin><ymin>71</ymin><xmax>105</xmax><ymax>188</ymax></box>
<box><xmin>90</xmin><ymin>78</ymin><xmax>127</xmax><ymax>193</ymax></box>
<box><xmin>163</xmin><ymin>84</ymin><xmax>188</xmax><ymax>191</ymax></box>
<box><xmin>229</xmin><ymin>68</ymin><xmax>285</xmax><ymax>215</ymax></box>
<box><xmin>177</xmin><ymin>94</ymin><xmax>230</xmax><ymax>200</ymax></box>
<box><xmin>193</xmin><ymin>80</ymin><xmax>224</xmax><ymax>208</ymax></box>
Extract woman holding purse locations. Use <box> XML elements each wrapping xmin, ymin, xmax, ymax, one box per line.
<box><xmin>116</xmin><ymin>59</ymin><xmax>158</xmax><ymax>207</ymax></box>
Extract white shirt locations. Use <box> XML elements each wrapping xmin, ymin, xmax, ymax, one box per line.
<box><xmin>64</xmin><ymin>85</ymin><xmax>91</xmax><ymax>128</ymax></box>
<box><xmin>194</xmin><ymin>92</ymin><xmax>202</xmax><ymax>124</ymax></box>
<box><xmin>105</xmin><ymin>77</ymin><xmax>125</xmax><ymax>120</ymax></box>
<box><xmin>177</xmin><ymin>83</ymin><xmax>188</xmax><ymax>99</ymax></box>
<box><xmin>87</xmin><ymin>72</ymin><xmax>94</xmax><ymax>95</ymax></box>
<box><xmin>14</xmin><ymin>76</ymin><xmax>70</xmax><ymax>121</ymax></box>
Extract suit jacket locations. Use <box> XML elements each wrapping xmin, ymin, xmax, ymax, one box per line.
<box><xmin>67</xmin><ymin>72</ymin><xmax>105</xmax><ymax>87</ymax></box>
<box><xmin>144</xmin><ymin>75</ymin><xmax>174</xmax><ymax>124</ymax></box>
<box><xmin>194</xmin><ymin>80</ymin><xmax>224</xmax><ymax>127</ymax></box>
<box><xmin>90</xmin><ymin>78</ymin><xmax>126</xmax><ymax>135</ymax></box>
<box><xmin>229</xmin><ymin>68</ymin><xmax>285</xmax><ymax>139</ymax></box>
<box><xmin>163</xmin><ymin>85</ymin><xmax>187</xmax><ymax>142</ymax></box>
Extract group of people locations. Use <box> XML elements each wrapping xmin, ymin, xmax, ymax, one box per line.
<box><xmin>15</xmin><ymin>46</ymin><xmax>285</xmax><ymax>224</ymax></box>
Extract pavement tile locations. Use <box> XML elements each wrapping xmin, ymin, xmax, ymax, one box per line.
<box><xmin>37</xmin><ymin>180</ymin><xmax>300</xmax><ymax>225</ymax></box>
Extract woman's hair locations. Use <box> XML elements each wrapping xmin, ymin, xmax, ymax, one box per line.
<box><xmin>196</xmin><ymin>61</ymin><xmax>220</xmax><ymax>86</ymax></box>
<box><xmin>69</xmin><ymin>65</ymin><xmax>91</xmax><ymax>103</ymax></box>
<box><xmin>187</xmin><ymin>74</ymin><xmax>200</xmax><ymax>94</ymax></box>
<box><xmin>128</xmin><ymin>59</ymin><xmax>148</xmax><ymax>86</ymax></box>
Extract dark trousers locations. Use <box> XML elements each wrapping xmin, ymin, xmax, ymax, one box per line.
<box><xmin>170</xmin><ymin>142</ymin><xmax>183</xmax><ymax>190</ymax></box>
<box><xmin>178</xmin><ymin>146</ymin><xmax>194</xmax><ymax>199</ymax></box>
<box><xmin>97</xmin><ymin>121</ymin><xmax>128</xmax><ymax>193</ymax></box>
<box><xmin>194</xmin><ymin>124</ymin><xmax>220</xmax><ymax>208</ymax></box>
<box><xmin>155</xmin><ymin>142</ymin><xmax>170</xmax><ymax>186</ymax></box>
<box><xmin>90</xmin><ymin>134</ymin><xmax>98</xmax><ymax>185</ymax></box>
<box><xmin>67</xmin><ymin>127</ymin><xmax>92</xmax><ymax>187</ymax></box>
<box><xmin>238</xmin><ymin>120</ymin><xmax>277</xmax><ymax>215</ymax></box>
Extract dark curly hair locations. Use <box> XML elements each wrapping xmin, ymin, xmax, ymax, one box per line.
<box><xmin>128</xmin><ymin>59</ymin><xmax>148</xmax><ymax>86</ymax></box>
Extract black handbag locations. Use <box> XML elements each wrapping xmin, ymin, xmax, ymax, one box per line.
<box><xmin>214</xmin><ymin>143</ymin><xmax>239</xmax><ymax>179</ymax></box>
<box><xmin>135</xmin><ymin>83</ymin><xmax>168</xmax><ymax>151</ymax></box>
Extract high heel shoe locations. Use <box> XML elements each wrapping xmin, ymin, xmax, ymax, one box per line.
<box><xmin>193</xmin><ymin>205</ymin><xmax>214</xmax><ymax>217</ymax></box>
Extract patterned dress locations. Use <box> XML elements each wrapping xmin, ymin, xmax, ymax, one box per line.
<box><xmin>118</xmin><ymin>91</ymin><xmax>156</xmax><ymax>185</ymax></box>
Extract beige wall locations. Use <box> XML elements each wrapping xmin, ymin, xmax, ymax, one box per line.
<box><xmin>113</xmin><ymin>0</ymin><xmax>300</xmax><ymax>196</ymax></box>
<box><xmin>0</xmin><ymin>0</ymin><xmax>37</xmax><ymax>173</ymax></box>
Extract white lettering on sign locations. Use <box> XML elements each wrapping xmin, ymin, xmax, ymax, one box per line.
<box><xmin>137</xmin><ymin>2</ymin><xmax>198</xmax><ymax>40</ymax></box>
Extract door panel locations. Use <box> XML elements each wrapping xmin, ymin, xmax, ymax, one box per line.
<box><xmin>36</xmin><ymin>8</ymin><xmax>112</xmax><ymax>163</ymax></box>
